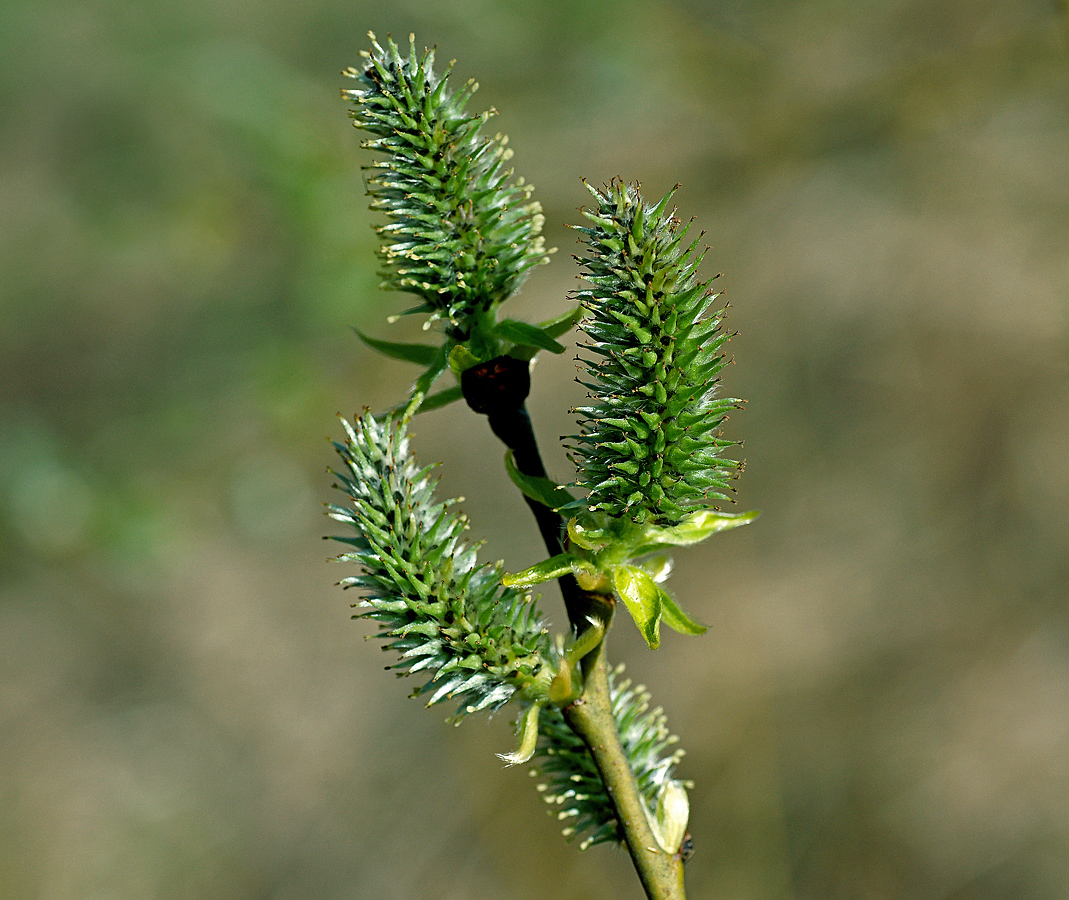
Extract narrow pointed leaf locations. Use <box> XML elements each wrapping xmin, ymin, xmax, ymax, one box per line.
<box><xmin>498</xmin><ymin>702</ymin><xmax>542</xmax><ymax>766</ymax></box>
<box><xmin>507</xmin><ymin>302</ymin><xmax>580</xmax><ymax>360</ymax></box>
<box><xmin>633</xmin><ymin>508</ymin><xmax>759</xmax><ymax>554</ymax></box>
<box><xmin>565</xmin><ymin>515</ymin><xmax>611</xmax><ymax>552</ymax></box>
<box><xmin>496</xmin><ymin>318</ymin><xmax>566</xmax><ymax>353</ymax></box>
<box><xmin>353</xmin><ymin>328</ymin><xmax>441</xmax><ymax>366</ymax></box>
<box><xmin>412</xmin><ymin>345</ymin><xmax>449</xmax><ymax>397</ymax></box>
<box><xmin>656</xmin><ymin>587</ymin><xmax>707</xmax><ymax>636</ymax></box>
<box><xmin>414</xmin><ymin>385</ymin><xmax>463</xmax><ymax>413</ymax></box>
<box><xmin>387</xmin><ymin>383</ymin><xmax>463</xmax><ymax>417</ymax></box>
<box><xmin>503</xmin><ymin>553</ymin><xmax>580</xmax><ymax>588</ymax></box>
<box><xmin>537</xmin><ymin>305</ymin><xmax>584</xmax><ymax>339</ymax></box>
<box><xmin>391</xmin><ymin>302</ymin><xmax>435</xmax><ymax>319</ymax></box>
<box><xmin>399</xmin><ymin>343</ymin><xmax>450</xmax><ymax>420</ymax></box>
<box><xmin>504</xmin><ymin>450</ymin><xmax>575</xmax><ymax>510</ymax></box>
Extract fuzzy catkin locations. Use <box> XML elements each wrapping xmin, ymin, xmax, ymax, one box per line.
<box><xmin>328</xmin><ymin>412</ymin><xmax>550</xmax><ymax>718</ymax></box>
<box><xmin>343</xmin><ymin>34</ymin><xmax>549</xmax><ymax>332</ymax></box>
<box><xmin>570</xmin><ymin>180</ymin><xmax>742</xmax><ymax>525</ymax></box>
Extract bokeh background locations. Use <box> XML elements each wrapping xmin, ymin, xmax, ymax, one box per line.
<box><xmin>2</xmin><ymin>1</ymin><xmax>1068</xmax><ymax>898</ymax></box>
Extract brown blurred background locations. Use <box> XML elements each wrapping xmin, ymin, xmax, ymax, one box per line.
<box><xmin>2</xmin><ymin>1</ymin><xmax>1068</xmax><ymax>898</ymax></box>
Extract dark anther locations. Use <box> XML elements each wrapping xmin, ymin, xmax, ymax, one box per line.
<box><xmin>461</xmin><ymin>355</ymin><xmax>531</xmax><ymax>413</ymax></box>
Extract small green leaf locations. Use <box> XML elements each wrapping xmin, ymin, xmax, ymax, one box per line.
<box><xmin>548</xmin><ymin>666</ymin><xmax>578</xmax><ymax>704</ymax></box>
<box><xmin>391</xmin><ymin>302</ymin><xmax>436</xmax><ymax>320</ymax></box>
<box><xmin>400</xmin><ymin>345</ymin><xmax>450</xmax><ymax>420</ymax></box>
<box><xmin>548</xmin><ymin>616</ymin><xmax>605</xmax><ymax>704</ymax></box>
<box><xmin>612</xmin><ymin>565</ymin><xmax>662</xmax><ymax>649</ymax></box>
<box><xmin>573</xmin><ymin>564</ymin><xmax>613</xmax><ymax>593</ymax></box>
<box><xmin>566</xmin><ymin>616</ymin><xmax>606</xmax><ymax>668</ymax></box>
<box><xmin>448</xmin><ymin>343</ymin><xmax>481</xmax><ymax>376</ymax></box>
<box><xmin>412</xmin><ymin>345</ymin><xmax>449</xmax><ymax>397</ymax></box>
<box><xmin>353</xmin><ymin>328</ymin><xmax>441</xmax><ymax>366</ymax></box>
<box><xmin>414</xmin><ymin>384</ymin><xmax>463</xmax><ymax>413</ymax></box>
<box><xmin>497</xmin><ymin>702</ymin><xmax>542</xmax><ymax>766</ymax></box>
<box><xmin>633</xmin><ymin>508</ymin><xmax>759</xmax><ymax>554</ymax></box>
<box><xmin>503</xmin><ymin>554</ymin><xmax>580</xmax><ymax>588</ymax></box>
<box><xmin>389</xmin><ymin>384</ymin><xmax>463</xmax><ymax>417</ymax></box>
<box><xmin>657</xmin><ymin>587</ymin><xmax>707</xmax><ymax>636</ymax></box>
<box><xmin>537</xmin><ymin>305</ymin><xmax>584</xmax><ymax>340</ymax></box>
<box><xmin>566</xmin><ymin>515</ymin><xmax>611</xmax><ymax>552</ymax></box>
<box><xmin>496</xmin><ymin>318</ymin><xmax>566</xmax><ymax>354</ymax></box>
<box><xmin>504</xmin><ymin>451</ymin><xmax>575</xmax><ymax>510</ymax></box>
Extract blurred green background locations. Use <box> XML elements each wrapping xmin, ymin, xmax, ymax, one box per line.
<box><xmin>2</xmin><ymin>1</ymin><xmax>1068</xmax><ymax>898</ymax></box>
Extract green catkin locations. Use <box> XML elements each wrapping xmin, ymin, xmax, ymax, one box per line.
<box><xmin>328</xmin><ymin>412</ymin><xmax>551</xmax><ymax>718</ymax></box>
<box><xmin>342</xmin><ymin>33</ymin><xmax>550</xmax><ymax>333</ymax></box>
<box><xmin>570</xmin><ymin>180</ymin><xmax>743</xmax><ymax>525</ymax></box>
<box><xmin>328</xmin><ymin>415</ymin><xmax>684</xmax><ymax>845</ymax></box>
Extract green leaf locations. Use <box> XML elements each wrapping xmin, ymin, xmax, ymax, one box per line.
<box><xmin>388</xmin><ymin>384</ymin><xmax>463</xmax><ymax>417</ymax></box>
<box><xmin>503</xmin><ymin>306</ymin><xmax>577</xmax><ymax>360</ymax></box>
<box><xmin>496</xmin><ymin>318</ymin><xmax>566</xmax><ymax>354</ymax></box>
<box><xmin>506</xmin><ymin>343</ymin><xmax>546</xmax><ymax>362</ymax></box>
<box><xmin>385</xmin><ymin>302</ymin><xmax>436</xmax><ymax>323</ymax></box>
<box><xmin>657</xmin><ymin>587</ymin><xmax>707</xmax><ymax>636</ymax></box>
<box><xmin>400</xmin><ymin>345</ymin><xmax>450</xmax><ymax>420</ymax></box>
<box><xmin>537</xmin><ymin>305</ymin><xmax>584</xmax><ymax>340</ymax></box>
<box><xmin>548</xmin><ymin>616</ymin><xmax>605</xmax><ymax>704</ymax></box>
<box><xmin>353</xmin><ymin>328</ymin><xmax>441</xmax><ymax>366</ymax></box>
<box><xmin>632</xmin><ymin>508</ymin><xmax>759</xmax><ymax>554</ymax></box>
<box><xmin>612</xmin><ymin>565</ymin><xmax>662</xmax><ymax>649</ymax></box>
<box><xmin>504</xmin><ymin>451</ymin><xmax>575</xmax><ymax>510</ymax></box>
<box><xmin>566</xmin><ymin>515</ymin><xmax>612</xmax><ymax>552</ymax></box>
<box><xmin>413</xmin><ymin>385</ymin><xmax>463</xmax><ymax>413</ymax></box>
<box><xmin>497</xmin><ymin>702</ymin><xmax>542</xmax><ymax>766</ymax></box>
<box><xmin>448</xmin><ymin>343</ymin><xmax>481</xmax><ymax>377</ymax></box>
<box><xmin>413</xmin><ymin>345</ymin><xmax>449</xmax><ymax>394</ymax></box>
<box><xmin>503</xmin><ymin>553</ymin><xmax>580</xmax><ymax>588</ymax></box>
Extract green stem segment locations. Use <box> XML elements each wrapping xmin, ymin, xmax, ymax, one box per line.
<box><xmin>461</xmin><ymin>354</ymin><xmax>686</xmax><ymax>900</ymax></box>
<box><xmin>563</xmin><ymin>638</ymin><xmax>687</xmax><ymax>900</ymax></box>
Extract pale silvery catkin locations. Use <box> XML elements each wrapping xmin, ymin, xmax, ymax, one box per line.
<box><xmin>328</xmin><ymin>412</ymin><xmax>551</xmax><ymax>718</ymax></box>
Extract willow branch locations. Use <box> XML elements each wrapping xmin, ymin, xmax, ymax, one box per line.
<box><xmin>460</xmin><ymin>354</ymin><xmax>688</xmax><ymax>900</ymax></box>
<box><xmin>461</xmin><ymin>355</ymin><xmax>591</xmax><ymax>631</ymax></box>
<box><xmin>562</xmin><ymin>639</ymin><xmax>687</xmax><ymax>900</ymax></box>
